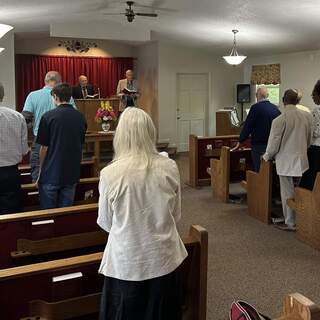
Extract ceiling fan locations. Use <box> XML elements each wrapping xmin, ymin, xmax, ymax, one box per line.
<box><xmin>104</xmin><ymin>1</ymin><xmax>158</xmax><ymax>22</ymax></box>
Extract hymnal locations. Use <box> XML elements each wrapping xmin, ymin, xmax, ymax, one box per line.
<box><xmin>122</xmin><ymin>87</ymin><xmax>137</xmax><ymax>95</ymax></box>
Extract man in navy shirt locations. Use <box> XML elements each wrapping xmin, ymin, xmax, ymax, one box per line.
<box><xmin>233</xmin><ymin>87</ymin><xmax>281</xmax><ymax>172</ymax></box>
<box><xmin>36</xmin><ymin>83</ymin><xmax>87</xmax><ymax>209</ymax></box>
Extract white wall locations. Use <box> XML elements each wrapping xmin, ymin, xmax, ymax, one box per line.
<box><xmin>158</xmin><ymin>42</ymin><xmax>243</xmax><ymax>146</ymax></box>
<box><xmin>0</xmin><ymin>33</ymin><xmax>15</xmax><ymax>108</ymax></box>
<box><xmin>244</xmin><ymin>50</ymin><xmax>320</xmax><ymax>108</ymax></box>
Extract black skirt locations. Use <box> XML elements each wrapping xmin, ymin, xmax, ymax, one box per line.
<box><xmin>300</xmin><ymin>145</ymin><xmax>320</xmax><ymax>190</ymax></box>
<box><xmin>99</xmin><ymin>268</ymin><xmax>182</xmax><ymax>320</ymax></box>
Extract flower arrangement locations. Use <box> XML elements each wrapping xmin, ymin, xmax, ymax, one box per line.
<box><xmin>95</xmin><ymin>101</ymin><xmax>117</xmax><ymax>124</ymax></box>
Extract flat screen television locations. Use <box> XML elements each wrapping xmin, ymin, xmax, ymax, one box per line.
<box><xmin>237</xmin><ymin>84</ymin><xmax>251</xmax><ymax>103</ymax></box>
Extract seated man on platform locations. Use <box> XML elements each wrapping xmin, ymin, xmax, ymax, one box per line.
<box><xmin>263</xmin><ymin>89</ymin><xmax>312</xmax><ymax>231</ymax></box>
<box><xmin>117</xmin><ymin>69</ymin><xmax>140</xmax><ymax>111</ymax></box>
<box><xmin>22</xmin><ymin>71</ymin><xmax>76</xmax><ymax>182</ymax></box>
<box><xmin>36</xmin><ymin>83</ymin><xmax>87</xmax><ymax>209</ymax></box>
<box><xmin>0</xmin><ymin>83</ymin><xmax>29</xmax><ymax>214</ymax></box>
<box><xmin>72</xmin><ymin>75</ymin><xmax>95</xmax><ymax>99</ymax></box>
<box><xmin>232</xmin><ymin>87</ymin><xmax>281</xmax><ymax>172</ymax></box>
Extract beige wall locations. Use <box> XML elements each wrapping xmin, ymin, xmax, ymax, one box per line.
<box><xmin>158</xmin><ymin>42</ymin><xmax>243</xmax><ymax>146</ymax></box>
<box><xmin>15</xmin><ymin>36</ymin><xmax>134</xmax><ymax>57</ymax></box>
<box><xmin>0</xmin><ymin>33</ymin><xmax>15</xmax><ymax>108</ymax></box>
<box><xmin>135</xmin><ymin>42</ymin><xmax>159</xmax><ymax>129</ymax></box>
<box><xmin>243</xmin><ymin>50</ymin><xmax>320</xmax><ymax>108</ymax></box>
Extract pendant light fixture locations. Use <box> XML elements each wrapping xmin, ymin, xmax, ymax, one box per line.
<box><xmin>223</xmin><ymin>29</ymin><xmax>247</xmax><ymax>65</ymax></box>
<box><xmin>0</xmin><ymin>24</ymin><xmax>13</xmax><ymax>39</ymax></box>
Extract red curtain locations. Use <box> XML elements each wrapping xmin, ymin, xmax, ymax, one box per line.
<box><xmin>15</xmin><ymin>54</ymin><xmax>134</xmax><ymax>111</ymax></box>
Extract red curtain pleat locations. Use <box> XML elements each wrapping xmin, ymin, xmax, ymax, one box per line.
<box><xmin>15</xmin><ymin>54</ymin><xmax>134</xmax><ymax>111</ymax></box>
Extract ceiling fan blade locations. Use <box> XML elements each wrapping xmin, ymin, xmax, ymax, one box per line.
<box><xmin>134</xmin><ymin>4</ymin><xmax>176</xmax><ymax>12</ymax></box>
<box><xmin>136</xmin><ymin>13</ymin><xmax>158</xmax><ymax>17</ymax></box>
<box><xmin>102</xmin><ymin>12</ymin><xmax>126</xmax><ymax>15</ymax></box>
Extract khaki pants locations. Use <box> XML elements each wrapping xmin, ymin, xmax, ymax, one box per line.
<box><xmin>279</xmin><ymin>176</ymin><xmax>300</xmax><ymax>227</ymax></box>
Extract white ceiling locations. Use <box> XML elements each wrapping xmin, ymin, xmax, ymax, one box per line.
<box><xmin>3</xmin><ymin>0</ymin><xmax>320</xmax><ymax>55</ymax></box>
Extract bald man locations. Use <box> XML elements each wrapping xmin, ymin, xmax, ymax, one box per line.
<box><xmin>72</xmin><ymin>75</ymin><xmax>95</xmax><ymax>99</ymax></box>
<box><xmin>117</xmin><ymin>70</ymin><xmax>140</xmax><ymax>111</ymax></box>
<box><xmin>233</xmin><ymin>87</ymin><xmax>281</xmax><ymax>172</ymax></box>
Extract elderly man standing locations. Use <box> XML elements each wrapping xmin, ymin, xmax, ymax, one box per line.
<box><xmin>117</xmin><ymin>69</ymin><xmax>140</xmax><ymax>111</ymax></box>
<box><xmin>233</xmin><ymin>87</ymin><xmax>281</xmax><ymax>172</ymax></box>
<box><xmin>22</xmin><ymin>71</ymin><xmax>76</xmax><ymax>182</ymax></box>
<box><xmin>0</xmin><ymin>83</ymin><xmax>29</xmax><ymax>214</ymax></box>
<box><xmin>263</xmin><ymin>89</ymin><xmax>312</xmax><ymax>231</ymax></box>
<box><xmin>72</xmin><ymin>75</ymin><xmax>95</xmax><ymax>99</ymax></box>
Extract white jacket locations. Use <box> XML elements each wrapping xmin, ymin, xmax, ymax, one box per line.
<box><xmin>263</xmin><ymin>104</ymin><xmax>312</xmax><ymax>177</ymax></box>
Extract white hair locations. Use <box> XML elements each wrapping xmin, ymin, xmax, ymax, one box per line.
<box><xmin>44</xmin><ymin>71</ymin><xmax>61</xmax><ymax>84</ymax></box>
<box><xmin>113</xmin><ymin>107</ymin><xmax>157</xmax><ymax>169</ymax></box>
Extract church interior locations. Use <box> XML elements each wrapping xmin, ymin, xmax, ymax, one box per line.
<box><xmin>1</xmin><ymin>1</ymin><xmax>320</xmax><ymax>319</ymax></box>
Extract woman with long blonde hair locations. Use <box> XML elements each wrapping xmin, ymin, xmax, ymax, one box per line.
<box><xmin>97</xmin><ymin>107</ymin><xmax>187</xmax><ymax>320</ymax></box>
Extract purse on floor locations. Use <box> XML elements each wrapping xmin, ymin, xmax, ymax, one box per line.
<box><xmin>230</xmin><ymin>300</ymin><xmax>271</xmax><ymax>320</ymax></box>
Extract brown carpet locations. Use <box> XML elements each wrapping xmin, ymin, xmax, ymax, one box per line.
<box><xmin>175</xmin><ymin>153</ymin><xmax>320</xmax><ymax>320</ymax></box>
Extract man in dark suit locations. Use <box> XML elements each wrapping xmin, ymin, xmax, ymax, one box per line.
<box><xmin>232</xmin><ymin>87</ymin><xmax>281</xmax><ymax>172</ymax></box>
<box><xmin>72</xmin><ymin>75</ymin><xmax>95</xmax><ymax>99</ymax></box>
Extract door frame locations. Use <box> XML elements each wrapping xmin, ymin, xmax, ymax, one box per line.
<box><xmin>176</xmin><ymin>73</ymin><xmax>210</xmax><ymax>152</ymax></box>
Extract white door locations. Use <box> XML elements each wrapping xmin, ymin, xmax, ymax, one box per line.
<box><xmin>177</xmin><ymin>74</ymin><xmax>208</xmax><ymax>152</ymax></box>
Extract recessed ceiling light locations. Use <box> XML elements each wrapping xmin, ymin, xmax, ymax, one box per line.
<box><xmin>0</xmin><ymin>48</ymin><xmax>5</xmax><ymax>53</ymax></box>
<box><xmin>223</xmin><ymin>30</ymin><xmax>247</xmax><ymax>66</ymax></box>
<box><xmin>0</xmin><ymin>24</ymin><xmax>13</xmax><ymax>39</ymax></box>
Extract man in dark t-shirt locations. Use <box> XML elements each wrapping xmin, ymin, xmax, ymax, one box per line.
<box><xmin>36</xmin><ymin>83</ymin><xmax>87</xmax><ymax>209</ymax></box>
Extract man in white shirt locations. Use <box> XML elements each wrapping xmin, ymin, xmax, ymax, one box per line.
<box><xmin>263</xmin><ymin>89</ymin><xmax>312</xmax><ymax>231</ymax></box>
<box><xmin>0</xmin><ymin>83</ymin><xmax>29</xmax><ymax>214</ymax></box>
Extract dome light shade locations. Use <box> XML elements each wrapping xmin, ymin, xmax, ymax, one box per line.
<box><xmin>223</xmin><ymin>30</ymin><xmax>247</xmax><ymax>65</ymax></box>
<box><xmin>0</xmin><ymin>24</ymin><xmax>13</xmax><ymax>38</ymax></box>
<box><xmin>223</xmin><ymin>55</ymin><xmax>247</xmax><ymax>65</ymax></box>
<box><xmin>0</xmin><ymin>48</ymin><xmax>5</xmax><ymax>53</ymax></box>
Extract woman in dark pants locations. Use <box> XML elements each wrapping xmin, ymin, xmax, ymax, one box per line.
<box><xmin>97</xmin><ymin>107</ymin><xmax>188</xmax><ymax>320</ymax></box>
<box><xmin>300</xmin><ymin>80</ymin><xmax>320</xmax><ymax>190</ymax></box>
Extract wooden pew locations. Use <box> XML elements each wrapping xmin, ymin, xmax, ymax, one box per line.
<box><xmin>241</xmin><ymin>160</ymin><xmax>281</xmax><ymax>224</ymax></box>
<box><xmin>0</xmin><ymin>225</ymin><xmax>208</xmax><ymax>320</ymax></box>
<box><xmin>22</xmin><ymin>177</ymin><xmax>99</xmax><ymax>212</ymax></box>
<box><xmin>287</xmin><ymin>173</ymin><xmax>320</xmax><ymax>250</ymax></box>
<box><xmin>0</xmin><ymin>203</ymin><xmax>104</xmax><ymax>269</ymax></box>
<box><xmin>18</xmin><ymin>158</ymin><xmax>98</xmax><ymax>184</ymax></box>
<box><xmin>275</xmin><ymin>293</ymin><xmax>320</xmax><ymax>320</ymax></box>
<box><xmin>208</xmin><ymin>146</ymin><xmax>252</xmax><ymax>202</ymax></box>
<box><xmin>189</xmin><ymin>134</ymin><xmax>251</xmax><ymax>188</ymax></box>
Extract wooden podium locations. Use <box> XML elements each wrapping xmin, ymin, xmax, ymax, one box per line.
<box><xmin>216</xmin><ymin>110</ymin><xmax>242</xmax><ymax>136</ymax></box>
<box><xmin>75</xmin><ymin>98</ymin><xmax>120</xmax><ymax>132</ymax></box>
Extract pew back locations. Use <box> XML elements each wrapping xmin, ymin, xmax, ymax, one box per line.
<box><xmin>189</xmin><ymin>134</ymin><xmax>251</xmax><ymax>187</ymax></box>
<box><xmin>0</xmin><ymin>225</ymin><xmax>208</xmax><ymax>320</ymax></box>
<box><xmin>22</xmin><ymin>177</ymin><xmax>99</xmax><ymax>212</ymax></box>
<box><xmin>18</xmin><ymin>158</ymin><xmax>98</xmax><ymax>184</ymax></box>
<box><xmin>0</xmin><ymin>203</ymin><xmax>101</xmax><ymax>268</ymax></box>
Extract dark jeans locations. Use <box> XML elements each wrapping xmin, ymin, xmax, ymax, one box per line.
<box><xmin>39</xmin><ymin>183</ymin><xmax>76</xmax><ymax>209</ymax></box>
<box><xmin>251</xmin><ymin>144</ymin><xmax>267</xmax><ymax>172</ymax></box>
<box><xmin>30</xmin><ymin>141</ymin><xmax>41</xmax><ymax>183</ymax></box>
<box><xmin>99</xmin><ymin>269</ymin><xmax>182</xmax><ymax>320</ymax></box>
<box><xmin>300</xmin><ymin>145</ymin><xmax>320</xmax><ymax>190</ymax></box>
<box><xmin>0</xmin><ymin>165</ymin><xmax>22</xmax><ymax>214</ymax></box>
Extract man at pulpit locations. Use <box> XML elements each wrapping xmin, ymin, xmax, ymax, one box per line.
<box><xmin>72</xmin><ymin>75</ymin><xmax>95</xmax><ymax>99</ymax></box>
<box><xmin>117</xmin><ymin>69</ymin><xmax>140</xmax><ymax>111</ymax></box>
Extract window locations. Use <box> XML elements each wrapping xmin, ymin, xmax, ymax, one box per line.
<box><xmin>256</xmin><ymin>84</ymin><xmax>280</xmax><ymax>105</ymax></box>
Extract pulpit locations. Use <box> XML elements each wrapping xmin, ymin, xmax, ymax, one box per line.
<box><xmin>75</xmin><ymin>98</ymin><xmax>120</xmax><ymax>132</ymax></box>
<box><xmin>216</xmin><ymin>110</ymin><xmax>242</xmax><ymax>136</ymax></box>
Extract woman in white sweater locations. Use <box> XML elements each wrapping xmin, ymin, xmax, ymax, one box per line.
<box><xmin>97</xmin><ymin>107</ymin><xmax>187</xmax><ymax>320</ymax></box>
